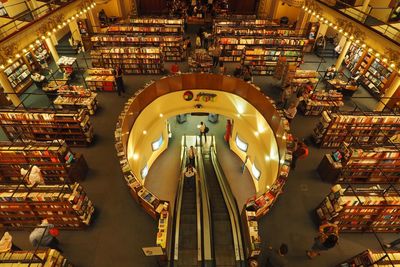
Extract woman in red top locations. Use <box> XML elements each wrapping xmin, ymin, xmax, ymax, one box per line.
<box><xmin>170</xmin><ymin>62</ymin><xmax>180</xmax><ymax>74</ymax></box>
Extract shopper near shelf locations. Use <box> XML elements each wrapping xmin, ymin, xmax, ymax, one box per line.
<box><xmin>187</xmin><ymin>146</ymin><xmax>197</xmax><ymax>166</ymax></box>
<box><xmin>30</xmin><ymin>219</ymin><xmax>62</xmax><ymax>252</ymax></box>
<box><xmin>279</xmin><ymin>84</ymin><xmax>292</xmax><ymax>109</ymax></box>
<box><xmin>196</xmin><ymin>34</ymin><xmax>202</xmax><ymax>49</ymax></box>
<box><xmin>291</xmin><ymin>141</ymin><xmax>309</xmax><ymax>170</ymax></box>
<box><xmin>219</xmin><ymin>61</ymin><xmax>226</xmax><ymax>75</ymax></box>
<box><xmin>31</xmin><ymin>72</ymin><xmax>47</xmax><ymax>90</ymax></box>
<box><xmin>307</xmin><ymin>222</ymin><xmax>339</xmax><ymax>259</ymax></box>
<box><xmin>36</xmin><ymin>50</ymin><xmax>49</xmax><ymax>70</ymax></box>
<box><xmin>284</xmin><ymin>102</ymin><xmax>297</xmax><ymax>123</ymax></box>
<box><xmin>199</xmin><ymin>121</ymin><xmax>208</xmax><ymax>143</ymax></box>
<box><xmin>324</xmin><ymin>65</ymin><xmax>336</xmax><ymax>80</ymax></box>
<box><xmin>203</xmin><ymin>31</ymin><xmax>211</xmax><ymax>49</ymax></box>
<box><xmin>349</xmin><ymin>71</ymin><xmax>361</xmax><ymax>85</ymax></box>
<box><xmin>334</xmin><ymin>44</ymin><xmax>342</xmax><ymax>57</ymax></box>
<box><xmin>243</xmin><ymin>66</ymin><xmax>253</xmax><ymax>82</ymax></box>
<box><xmin>170</xmin><ymin>62</ymin><xmax>180</xmax><ymax>74</ymax></box>
<box><xmin>99</xmin><ymin>9</ymin><xmax>108</xmax><ymax>27</ymax></box>
<box><xmin>185</xmin><ymin>37</ymin><xmax>192</xmax><ymax>58</ymax></box>
<box><xmin>265</xmin><ymin>243</ymin><xmax>289</xmax><ymax>267</ymax></box>
<box><xmin>212</xmin><ymin>43</ymin><xmax>221</xmax><ymax>67</ymax></box>
<box><xmin>20</xmin><ymin>165</ymin><xmax>45</xmax><ymax>186</ymax></box>
<box><xmin>75</xmin><ymin>40</ymin><xmax>83</xmax><ymax>54</ymax></box>
<box><xmin>0</xmin><ymin>232</ymin><xmax>21</xmax><ymax>252</ymax></box>
<box><xmin>183</xmin><ymin>164</ymin><xmax>197</xmax><ymax>191</ymax></box>
<box><xmin>115</xmin><ymin>65</ymin><xmax>125</xmax><ymax>96</ymax></box>
<box><xmin>233</xmin><ymin>64</ymin><xmax>242</xmax><ymax>78</ymax></box>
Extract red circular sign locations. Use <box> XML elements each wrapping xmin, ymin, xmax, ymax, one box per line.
<box><xmin>183</xmin><ymin>91</ymin><xmax>194</xmax><ymax>101</ymax></box>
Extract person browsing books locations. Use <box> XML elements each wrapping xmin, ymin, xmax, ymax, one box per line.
<box><xmin>265</xmin><ymin>243</ymin><xmax>289</xmax><ymax>267</ymax></box>
<box><xmin>187</xmin><ymin>146</ymin><xmax>197</xmax><ymax>166</ymax></box>
<box><xmin>29</xmin><ymin>219</ymin><xmax>61</xmax><ymax>251</ymax></box>
<box><xmin>115</xmin><ymin>65</ymin><xmax>125</xmax><ymax>96</ymax></box>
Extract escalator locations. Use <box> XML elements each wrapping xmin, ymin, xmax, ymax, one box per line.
<box><xmin>199</xmin><ymin>136</ymin><xmax>246</xmax><ymax>267</ymax></box>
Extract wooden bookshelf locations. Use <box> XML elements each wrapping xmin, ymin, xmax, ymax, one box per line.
<box><xmin>0</xmin><ymin>183</ymin><xmax>95</xmax><ymax>229</ymax></box>
<box><xmin>85</xmin><ymin>68</ymin><xmax>115</xmax><ymax>91</ymax></box>
<box><xmin>0</xmin><ymin>108</ymin><xmax>93</xmax><ymax>147</ymax></box>
<box><xmin>330</xmin><ymin>143</ymin><xmax>400</xmax><ymax>184</ymax></box>
<box><xmin>54</xmin><ymin>86</ymin><xmax>98</xmax><ymax>115</ymax></box>
<box><xmin>0</xmin><ymin>249</ymin><xmax>72</xmax><ymax>266</ymax></box>
<box><xmin>3</xmin><ymin>58</ymin><xmax>32</xmax><ymax>94</ymax></box>
<box><xmin>312</xmin><ymin>111</ymin><xmax>400</xmax><ymax>148</ymax></box>
<box><xmin>337</xmin><ymin>249</ymin><xmax>400</xmax><ymax>266</ymax></box>
<box><xmin>91</xmin><ymin>47</ymin><xmax>163</xmax><ymax>75</ymax></box>
<box><xmin>241</xmin><ymin>209</ymin><xmax>261</xmax><ymax>258</ymax></box>
<box><xmin>0</xmin><ymin>140</ymin><xmax>88</xmax><ymax>184</ymax></box>
<box><xmin>290</xmin><ymin>70</ymin><xmax>319</xmax><ymax>88</ymax></box>
<box><xmin>316</xmin><ymin>186</ymin><xmax>400</xmax><ymax>232</ymax></box>
<box><xmin>299</xmin><ymin>90</ymin><xmax>343</xmax><ymax>116</ymax></box>
<box><xmin>23</xmin><ymin>41</ymin><xmax>50</xmax><ymax>72</ymax></box>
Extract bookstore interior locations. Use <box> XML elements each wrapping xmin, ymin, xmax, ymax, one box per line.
<box><xmin>1</xmin><ymin>0</ymin><xmax>400</xmax><ymax>266</ymax></box>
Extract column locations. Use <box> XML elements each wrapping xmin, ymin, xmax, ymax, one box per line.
<box><xmin>258</xmin><ymin>0</ymin><xmax>273</xmax><ymax>19</ymax></box>
<box><xmin>0</xmin><ymin>72</ymin><xmax>22</xmax><ymax>106</ymax></box>
<box><xmin>45</xmin><ymin>37</ymin><xmax>59</xmax><ymax>63</ymax></box>
<box><xmin>375</xmin><ymin>76</ymin><xmax>400</xmax><ymax>111</ymax></box>
<box><xmin>361</xmin><ymin>0</ymin><xmax>370</xmax><ymax>12</ymax></box>
<box><xmin>296</xmin><ymin>9</ymin><xmax>311</xmax><ymax>35</ymax></box>
<box><xmin>69</xmin><ymin>20</ymin><xmax>82</xmax><ymax>43</ymax></box>
<box><xmin>316</xmin><ymin>23</ymin><xmax>328</xmax><ymax>38</ymax></box>
<box><xmin>269</xmin><ymin>0</ymin><xmax>279</xmax><ymax>19</ymax></box>
<box><xmin>335</xmin><ymin>39</ymin><xmax>351</xmax><ymax>70</ymax></box>
<box><xmin>87</xmin><ymin>8</ymin><xmax>100</xmax><ymax>33</ymax></box>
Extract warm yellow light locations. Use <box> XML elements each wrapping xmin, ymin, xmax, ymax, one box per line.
<box><xmin>305</xmin><ymin>7</ymin><xmax>308</xmax><ymax>11</ymax></box>
<box><xmin>75</xmin><ymin>14</ymin><xmax>79</xmax><ymax>18</ymax></box>
<box><xmin>47</xmin><ymin>32</ymin><xmax>51</xmax><ymax>36</ymax></box>
<box><xmin>133</xmin><ymin>153</ymin><xmax>139</xmax><ymax>160</ymax></box>
<box><xmin>312</xmin><ymin>12</ymin><xmax>316</xmax><ymax>15</ymax></box>
<box><xmin>71</xmin><ymin>16</ymin><xmax>75</xmax><ymax>20</ymax></box>
<box><xmin>355</xmin><ymin>39</ymin><xmax>360</xmax><ymax>44</ymax></box>
<box><xmin>334</xmin><ymin>26</ymin><xmax>338</xmax><ymax>30</ymax></box>
<box><xmin>390</xmin><ymin>63</ymin><xmax>395</xmax><ymax>68</ymax></box>
<box><xmin>29</xmin><ymin>44</ymin><xmax>34</xmax><ymax>48</ymax></box>
<box><xmin>325</xmin><ymin>20</ymin><xmax>329</xmax><ymax>24</ymax></box>
<box><xmin>382</xmin><ymin>58</ymin><xmax>388</xmax><ymax>62</ymax></box>
<box><xmin>143</xmin><ymin>130</ymin><xmax>147</xmax><ymax>135</ymax></box>
<box><xmin>159</xmin><ymin>113</ymin><xmax>163</xmax><ymax>117</ymax></box>
<box><xmin>0</xmin><ymin>65</ymin><xmax>4</xmax><ymax>69</ymax></box>
<box><xmin>67</xmin><ymin>19</ymin><xmax>71</xmax><ymax>22</ymax></box>
<box><xmin>15</xmin><ymin>54</ymin><xmax>20</xmax><ymax>58</ymax></box>
<box><xmin>63</xmin><ymin>22</ymin><xmax>66</xmax><ymax>26</ymax></box>
<box><xmin>80</xmin><ymin>11</ymin><xmax>83</xmax><ymax>15</ymax></box>
<box><xmin>361</xmin><ymin>44</ymin><xmax>366</xmax><ymax>48</ymax></box>
<box><xmin>339</xmin><ymin>29</ymin><xmax>343</xmax><ymax>33</ymax></box>
<box><xmin>7</xmin><ymin>59</ymin><xmax>12</xmax><ymax>63</ymax></box>
<box><xmin>329</xmin><ymin>22</ymin><xmax>333</xmax><ymax>26</ymax></box>
<box><xmin>375</xmin><ymin>53</ymin><xmax>380</xmax><ymax>57</ymax></box>
<box><xmin>308</xmin><ymin>10</ymin><xmax>312</xmax><ymax>13</ymax></box>
<box><xmin>41</xmin><ymin>36</ymin><xmax>46</xmax><ymax>40</ymax></box>
<box><xmin>22</xmin><ymin>49</ymin><xmax>27</xmax><ymax>53</ymax></box>
<box><xmin>368</xmin><ymin>48</ymin><xmax>373</xmax><ymax>52</ymax></box>
<box><xmin>93</xmin><ymin>2</ymin><xmax>96</xmax><ymax>5</ymax></box>
<box><xmin>265</xmin><ymin>155</ymin><xmax>270</xmax><ymax>161</ymax></box>
<box><xmin>349</xmin><ymin>35</ymin><xmax>354</xmax><ymax>40</ymax></box>
<box><xmin>53</xmin><ymin>28</ymin><xmax>56</xmax><ymax>32</ymax></box>
<box><xmin>35</xmin><ymin>40</ymin><xmax>40</xmax><ymax>44</ymax></box>
<box><xmin>316</xmin><ymin>15</ymin><xmax>320</xmax><ymax>18</ymax></box>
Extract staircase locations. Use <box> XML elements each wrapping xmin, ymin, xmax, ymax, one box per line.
<box><xmin>56</xmin><ymin>44</ymin><xmax>77</xmax><ymax>55</ymax></box>
<box><xmin>315</xmin><ymin>43</ymin><xmax>337</xmax><ymax>58</ymax></box>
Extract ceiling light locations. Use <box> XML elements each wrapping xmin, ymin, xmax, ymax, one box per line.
<box><xmin>15</xmin><ymin>54</ymin><xmax>20</xmax><ymax>58</ymax></box>
<box><xmin>159</xmin><ymin>113</ymin><xmax>163</xmax><ymax>117</ymax></box>
<box><xmin>355</xmin><ymin>39</ymin><xmax>360</xmax><ymax>44</ymax></box>
<box><xmin>133</xmin><ymin>153</ymin><xmax>139</xmax><ymax>160</ymax></box>
<box><xmin>375</xmin><ymin>53</ymin><xmax>380</xmax><ymax>57</ymax></box>
<box><xmin>334</xmin><ymin>26</ymin><xmax>338</xmax><ymax>29</ymax></box>
<box><xmin>143</xmin><ymin>130</ymin><xmax>147</xmax><ymax>135</ymax></box>
<box><xmin>35</xmin><ymin>40</ymin><xmax>40</xmax><ymax>44</ymax></box>
<box><xmin>361</xmin><ymin>44</ymin><xmax>366</xmax><ymax>48</ymax></box>
<box><xmin>7</xmin><ymin>59</ymin><xmax>12</xmax><ymax>63</ymax></box>
<box><xmin>47</xmin><ymin>32</ymin><xmax>51</xmax><ymax>36</ymax></box>
<box><xmin>329</xmin><ymin>23</ymin><xmax>333</xmax><ymax>26</ymax></box>
<box><xmin>316</xmin><ymin>15</ymin><xmax>320</xmax><ymax>18</ymax></box>
<box><xmin>29</xmin><ymin>44</ymin><xmax>34</xmax><ymax>48</ymax></box>
<box><xmin>22</xmin><ymin>49</ymin><xmax>27</xmax><ymax>53</ymax></box>
<box><xmin>368</xmin><ymin>48</ymin><xmax>373</xmax><ymax>52</ymax></box>
<box><xmin>0</xmin><ymin>65</ymin><xmax>4</xmax><ymax>69</ymax></box>
<box><xmin>390</xmin><ymin>63</ymin><xmax>395</xmax><ymax>68</ymax></box>
<box><xmin>382</xmin><ymin>58</ymin><xmax>388</xmax><ymax>62</ymax></box>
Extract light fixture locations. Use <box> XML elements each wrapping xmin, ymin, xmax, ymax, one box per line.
<box><xmin>47</xmin><ymin>32</ymin><xmax>51</xmax><ymax>36</ymax></box>
<box><xmin>334</xmin><ymin>26</ymin><xmax>338</xmax><ymax>30</ymax></box>
<box><xmin>159</xmin><ymin>113</ymin><xmax>163</xmax><ymax>117</ymax></box>
<box><xmin>29</xmin><ymin>44</ymin><xmax>34</xmax><ymax>48</ymax></box>
<box><xmin>93</xmin><ymin>2</ymin><xmax>96</xmax><ymax>6</ymax></box>
<box><xmin>361</xmin><ymin>44</ymin><xmax>366</xmax><ymax>48</ymax></box>
<box><xmin>349</xmin><ymin>35</ymin><xmax>354</xmax><ymax>40</ymax></box>
<box><xmin>53</xmin><ymin>28</ymin><xmax>57</xmax><ymax>32</ymax></box>
<box><xmin>265</xmin><ymin>155</ymin><xmax>270</xmax><ymax>161</ymax></box>
<box><xmin>382</xmin><ymin>58</ymin><xmax>388</xmax><ymax>62</ymax></box>
<box><xmin>7</xmin><ymin>59</ymin><xmax>12</xmax><ymax>63</ymax></box>
<box><xmin>390</xmin><ymin>63</ymin><xmax>395</xmax><ymax>68</ymax></box>
<box><xmin>22</xmin><ymin>49</ymin><xmax>27</xmax><ymax>53</ymax></box>
<box><xmin>308</xmin><ymin>10</ymin><xmax>312</xmax><ymax>13</ymax></box>
<box><xmin>305</xmin><ymin>7</ymin><xmax>308</xmax><ymax>11</ymax></box>
<box><xmin>344</xmin><ymin>32</ymin><xmax>348</xmax><ymax>36</ymax></box>
<box><xmin>355</xmin><ymin>39</ymin><xmax>360</xmax><ymax>44</ymax></box>
<box><xmin>339</xmin><ymin>28</ymin><xmax>343</xmax><ymax>33</ymax></box>
<box><xmin>368</xmin><ymin>48</ymin><xmax>373</xmax><ymax>52</ymax></box>
<box><xmin>143</xmin><ymin>130</ymin><xmax>147</xmax><ymax>135</ymax></box>
<box><xmin>329</xmin><ymin>22</ymin><xmax>333</xmax><ymax>26</ymax></box>
<box><xmin>41</xmin><ymin>36</ymin><xmax>46</xmax><ymax>40</ymax></box>
<box><xmin>236</xmin><ymin>114</ymin><xmax>241</xmax><ymax>117</ymax></box>
<box><xmin>133</xmin><ymin>153</ymin><xmax>139</xmax><ymax>160</ymax></box>
<box><xmin>255</xmin><ymin>131</ymin><xmax>259</xmax><ymax>137</ymax></box>
<box><xmin>15</xmin><ymin>54</ymin><xmax>20</xmax><ymax>58</ymax></box>
<box><xmin>35</xmin><ymin>40</ymin><xmax>40</xmax><ymax>44</ymax></box>
<box><xmin>75</xmin><ymin>14</ymin><xmax>79</xmax><ymax>18</ymax></box>
<box><xmin>312</xmin><ymin>12</ymin><xmax>316</xmax><ymax>15</ymax></box>
<box><xmin>325</xmin><ymin>20</ymin><xmax>329</xmax><ymax>24</ymax></box>
<box><xmin>316</xmin><ymin>15</ymin><xmax>320</xmax><ymax>18</ymax></box>
<box><xmin>67</xmin><ymin>19</ymin><xmax>71</xmax><ymax>22</ymax></box>
<box><xmin>63</xmin><ymin>22</ymin><xmax>66</xmax><ymax>26</ymax></box>
<box><xmin>0</xmin><ymin>65</ymin><xmax>4</xmax><ymax>69</ymax></box>
<box><xmin>71</xmin><ymin>16</ymin><xmax>75</xmax><ymax>20</ymax></box>
<box><xmin>375</xmin><ymin>53</ymin><xmax>380</xmax><ymax>57</ymax></box>
<box><xmin>80</xmin><ymin>11</ymin><xmax>83</xmax><ymax>15</ymax></box>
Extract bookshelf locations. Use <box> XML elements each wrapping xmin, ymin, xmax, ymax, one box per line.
<box><xmin>316</xmin><ymin>185</ymin><xmax>400</xmax><ymax>232</ymax></box>
<box><xmin>337</xmin><ymin>249</ymin><xmax>400</xmax><ymax>266</ymax></box>
<box><xmin>54</xmin><ymin>85</ymin><xmax>98</xmax><ymax>115</ymax></box>
<box><xmin>241</xmin><ymin>209</ymin><xmax>261</xmax><ymax>258</ymax></box>
<box><xmin>0</xmin><ymin>108</ymin><xmax>93</xmax><ymax>147</ymax></box>
<box><xmin>312</xmin><ymin>111</ymin><xmax>400</xmax><ymax>148</ymax></box>
<box><xmin>345</xmin><ymin>43</ymin><xmax>364</xmax><ymax>72</ymax></box>
<box><xmin>299</xmin><ymin>90</ymin><xmax>343</xmax><ymax>116</ymax></box>
<box><xmin>91</xmin><ymin>47</ymin><xmax>163</xmax><ymax>74</ymax></box>
<box><xmin>23</xmin><ymin>41</ymin><xmax>50</xmax><ymax>72</ymax></box>
<box><xmin>3</xmin><ymin>58</ymin><xmax>32</xmax><ymax>94</ymax></box>
<box><xmin>326</xmin><ymin>143</ymin><xmax>400</xmax><ymax>184</ymax></box>
<box><xmin>0</xmin><ymin>183</ymin><xmax>95</xmax><ymax>229</ymax></box>
<box><xmin>91</xmin><ymin>35</ymin><xmax>184</xmax><ymax>62</ymax></box>
<box><xmin>0</xmin><ymin>140</ymin><xmax>88</xmax><ymax>184</ymax></box>
<box><xmin>0</xmin><ymin>249</ymin><xmax>72</xmax><ymax>266</ymax></box>
<box><xmin>85</xmin><ymin>68</ymin><xmax>115</xmax><ymax>91</ymax></box>
<box><xmin>290</xmin><ymin>70</ymin><xmax>319</xmax><ymax>88</ymax></box>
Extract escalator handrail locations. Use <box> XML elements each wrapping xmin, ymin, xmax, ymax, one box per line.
<box><xmin>210</xmin><ymin>136</ymin><xmax>245</xmax><ymax>263</ymax></box>
<box><xmin>196</xmin><ymin>137</ymin><xmax>213</xmax><ymax>262</ymax></box>
<box><xmin>172</xmin><ymin>136</ymin><xmax>188</xmax><ymax>261</ymax></box>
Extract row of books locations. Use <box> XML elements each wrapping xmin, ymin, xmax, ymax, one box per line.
<box><xmin>0</xmin><ymin>249</ymin><xmax>70</xmax><ymax>266</ymax></box>
<box><xmin>220</xmin><ymin>37</ymin><xmax>308</xmax><ymax>46</ymax></box>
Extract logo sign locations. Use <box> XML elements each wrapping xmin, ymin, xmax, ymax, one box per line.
<box><xmin>183</xmin><ymin>91</ymin><xmax>216</xmax><ymax>102</ymax></box>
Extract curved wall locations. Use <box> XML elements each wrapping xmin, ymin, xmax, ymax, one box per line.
<box><xmin>127</xmin><ymin>90</ymin><xmax>279</xmax><ymax>193</ymax></box>
<box><xmin>118</xmin><ymin>74</ymin><xmax>291</xmax><ymax>197</ymax></box>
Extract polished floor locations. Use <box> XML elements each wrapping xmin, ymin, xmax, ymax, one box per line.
<box><xmin>1</xmin><ymin>35</ymin><xmax>396</xmax><ymax>267</ymax></box>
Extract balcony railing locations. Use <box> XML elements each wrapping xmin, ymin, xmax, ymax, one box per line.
<box><xmin>317</xmin><ymin>0</ymin><xmax>400</xmax><ymax>46</ymax></box>
<box><xmin>0</xmin><ymin>0</ymin><xmax>77</xmax><ymax>43</ymax></box>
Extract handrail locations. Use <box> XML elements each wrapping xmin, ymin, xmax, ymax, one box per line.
<box><xmin>197</xmin><ymin>137</ymin><xmax>213</xmax><ymax>264</ymax></box>
<box><xmin>172</xmin><ymin>136</ymin><xmax>187</xmax><ymax>262</ymax></box>
<box><xmin>316</xmin><ymin>0</ymin><xmax>400</xmax><ymax>45</ymax></box>
<box><xmin>210</xmin><ymin>135</ymin><xmax>245</xmax><ymax>263</ymax></box>
<box><xmin>194</xmin><ymin>137</ymin><xmax>202</xmax><ymax>262</ymax></box>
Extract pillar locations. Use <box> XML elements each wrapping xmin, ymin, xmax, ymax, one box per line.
<box><xmin>335</xmin><ymin>39</ymin><xmax>351</xmax><ymax>70</ymax></box>
<box><xmin>87</xmin><ymin>8</ymin><xmax>100</xmax><ymax>33</ymax></box>
<box><xmin>258</xmin><ymin>0</ymin><xmax>273</xmax><ymax>19</ymax></box>
<box><xmin>0</xmin><ymin>72</ymin><xmax>22</xmax><ymax>106</ymax></box>
<box><xmin>69</xmin><ymin>20</ymin><xmax>82</xmax><ymax>43</ymax></box>
<box><xmin>269</xmin><ymin>0</ymin><xmax>279</xmax><ymax>19</ymax></box>
<box><xmin>375</xmin><ymin>76</ymin><xmax>400</xmax><ymax>111</ymax></box>
<box><xmin>361</xmin><ymin>0</ymin><xmax>370</xmax><ymax>12</ymax></box>
<box><xmin>296</xmin><ymin>9</ymin><xmax>311</xmax><ymax>35</ymax></box>
<box><xmin>45</xmin><ymin>37</ymin><xmax>59</xmax><ymax>63</ymax></box>
<box><xmin>316</xmin><ymin>23</ymin><xmax>328</xmax><ymax>38</ymax></box>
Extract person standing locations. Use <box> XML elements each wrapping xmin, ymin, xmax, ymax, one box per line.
<box><xmin>219</xmin><ymin>61</ymin><xmax>226</xmax><ymax>75</ymax></box>
<box><xmin>284</xmin><ymin>102</ymin><xmax>297</xmax><ymax>123</ymax></box>
<box><xmin>291</xmin><ymin>141</ymin><xmax>308</xmax><ymax>170</ymax></box>
<box><xmin>265</xmin><ymin>243</ymin><xmax>289</xmax><ymax>267</ymax></box>
<box><xmin>115</xmin><ymin>65</ymin><xmax>125</xmax><ymax>96</ymax></box>
<box><xmin>0</xmin><ymin>232</ymin><xmax>21</xmax><ymax>252</ymax></box>
<box><xmin>183</xmin><ymin>164</ymin><xmax>197</xmax><ymax>191</ymax></box>
<box><xmin>195</xmin><ymin>34</ymin><xmax>202</xmax><ymax>49</ymax></box>
<box><xmin>29</xmin><ymin>219</ymin><xmax>61</xmax><ymax>251</ymax></box>
<box><xmin>307</xmin><ymin>222</ymin><xmax>339</xmax><ymax>259</ymax></box>
<box><xmin>187</xmin><ymin>145</ymin><xmax>197</xmax><ymax>166</ymax></box>
<box><xmin>199</xmin><ymin>121</ymin><xmax>208</xmax><ymax>143</ymax></box>
<box><xmin>279</xmin><ymin>84</ymin><xmax>292</xmax><ymax>109</ymax></box>
<box><xmin>212</xmin><ymin>43</ymin><xmax>221</xmax><ymax>67</ymax></box>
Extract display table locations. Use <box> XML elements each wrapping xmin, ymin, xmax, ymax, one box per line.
<box><xmin>317</xmin><ymin>154</ymin><xmax>342</xmax><ymax>183</ymax></box>
<box><xmin>85</xmin><ymin>68</ymin><xmax>115</xmax><ymax>91</ymax></box>
<box><xmin>327</xmin><ymin>79</ymin><xmax>358</xmax><ymax>96</ymax></box>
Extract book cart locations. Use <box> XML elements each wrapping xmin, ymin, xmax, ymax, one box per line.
<box><xmin>312</xmin><ymin>110</ymin><xmax>400</xmax><ymax>148</ymax></box>
<box><xmin>0</xmin><ymin>108</ymin><xmax>94</xmax><ymax>147</ymax></box>
<box><xmin>0</xmin><ymin>249</ymin><xmax>72</xmax><ymax>267</ymax></box>
<box><xmin>0</xmin><ymin>182</ymin><xmax>95</xmax><ymax>229</ymax></box>
<box><xmin>316</xmin><ymin>184</ymin><xmax>400</xmax><ymax>232</ymax></box>
<box><xmin>53</xmin><ymin>85</ymin><xmax>98</xmax><ymax>115</ymax></box>
<box><xmin>0</xmin><ymin>140</ymin><xmax>88</xmax><ymax>184</ymax></box>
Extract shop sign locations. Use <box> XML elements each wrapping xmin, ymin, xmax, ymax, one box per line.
<box><xmin>183</xmin><ymin>91</ymin><xmax>216</xmax><ymax>102</ymax></box>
